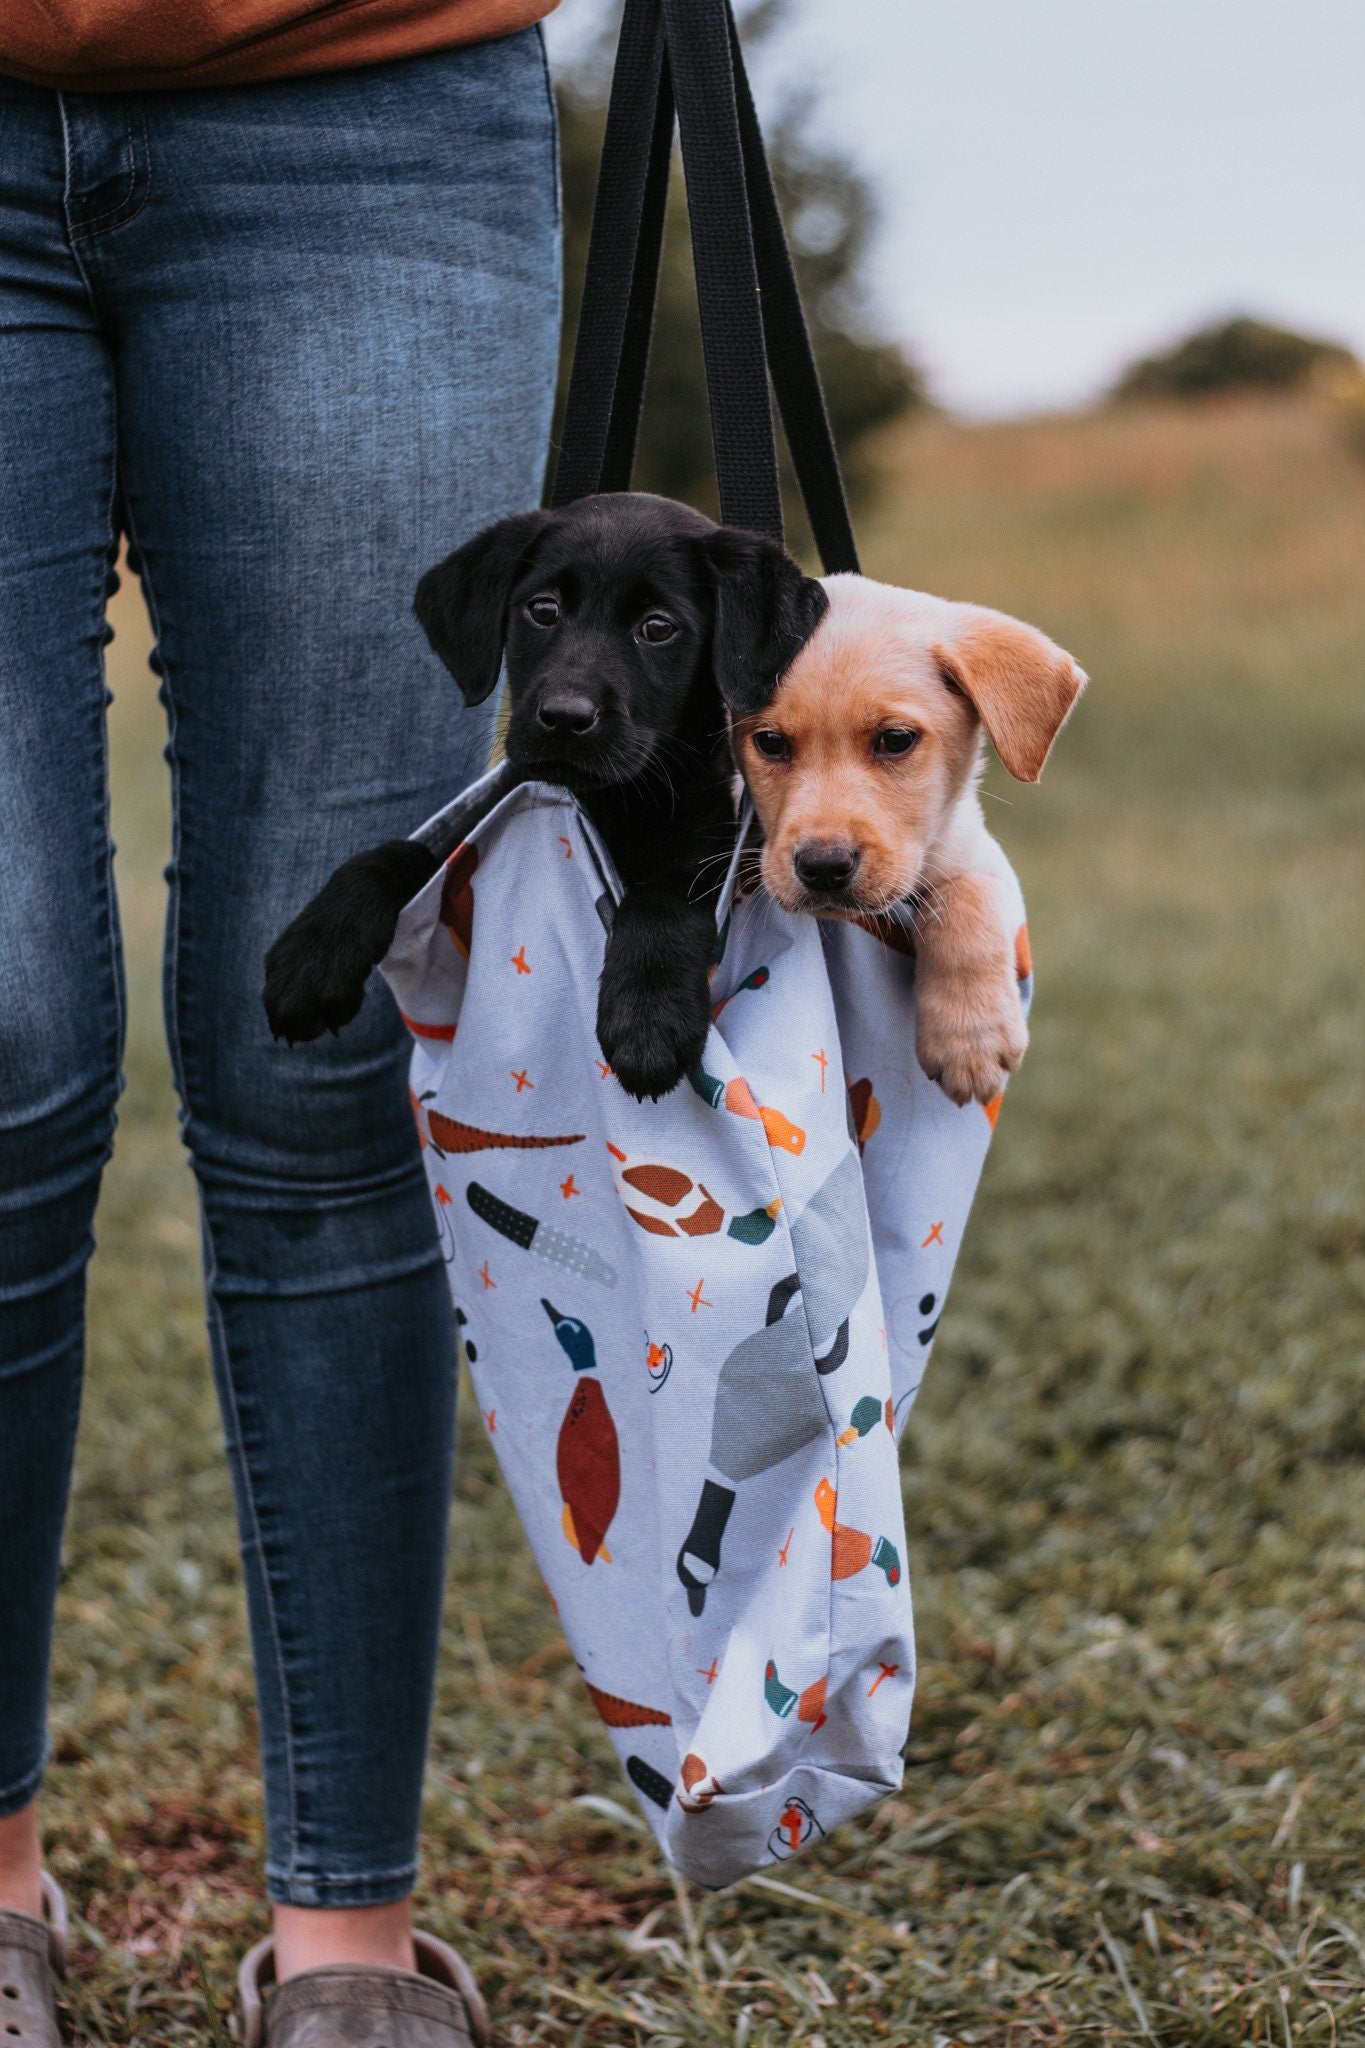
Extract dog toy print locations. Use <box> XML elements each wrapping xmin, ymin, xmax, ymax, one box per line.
<box><xmin>542</xmin><ymin>1298</ymin><xmax>597</xmax><ymax>1372</ymax></box>
<box><xmin>689</xmin><ymin>1061</ymin><xmax>806</xmax><ymax>1155</ymax></box>
<box><xmin>584</xmin><ymin>1681</ymin><xmax>672</xmax><ymax>1729</ymax></box>
<box><xmin>762</xmin><ymin>1662</ymin><xmax>828</xmax><ymax>1727</ymax></box>
<box><xmin>813</xmin><ymin>1478</ymin><xmax>901</xmax><ymax>1585</ymax></box>
<box><xmin>676</xmin><ymin>1153</ymin><xmax>869</xmax><ymax>1614</ymax></box>
<box><xmin>609</xmin><ymin>1149</ymin><xmax>782</xmax><ymax>1247</ymax></box>
<box><xmin>558</xmin><ymin>1376</ymin><xmax>620</xmax><ymax>1565</ymax></box>
<box><xmin>466</xmin><ymin>1181</ymin><xmax>616</xmax><ymax>1288</ymax></box>
<box><xmin>423</xmin><ymin>1109</ymin><xmax>585</xmax><ymax>1155</ymax></box>
<box><xmin>546</xmin><ymin>1300</ymin><xmax>619</xmax><ymax>1566</ymax></box>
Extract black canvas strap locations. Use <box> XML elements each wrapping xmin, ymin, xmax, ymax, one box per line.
<box><xmin>662</xmin><ymin>0</ymin><xmax>783</xmax><ymax>543</ymax></box>
<box><xmin>727</xmin><ymin>9</ymin><xmax>859</xmax><ymax>574</ymax></box>
<box><xmin>550</xmin><ymin>0</ymin><xmax>673</xmax><ymax>503</ymax></box>
<box><xmin>550</xmin><ymin>0</ymin><xmax>859</xmax><ymax>576</ymax></box>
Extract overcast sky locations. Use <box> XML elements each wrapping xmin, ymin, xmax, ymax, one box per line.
<box><xmin>545</xmin><ymin>0</ymin><xmax>1365</xmax><ymax>416</ymax></box>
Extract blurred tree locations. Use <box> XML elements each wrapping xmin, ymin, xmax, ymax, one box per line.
<box><xmin>1111</xmin><ymin>314</ymin><xmax>1357</xmax><ymax>403</ymax></box>
<box><xmin>551</xmin><ymin>0</ymin><xmax>924</xmax><ymax>539</ymax></box>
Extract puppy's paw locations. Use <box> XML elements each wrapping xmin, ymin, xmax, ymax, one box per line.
<box><xmin>916</xmin><ymin>973</ymin><xmax>1028</xmax><ymax>1108</ymax></box>
<box><xmin>597</xmin><ymin>978</ymin><xmax>711</xmax><ymax>1102</ymax></box>
<box><xmin>263</xmin><ymin>928</ymin><xmax>371</xmax><ymax>1043</ymax></box>
<box><xmin>262</xmin><ymin>839</ymin><xmax>438</xmax><ymax>1046</ymax></box>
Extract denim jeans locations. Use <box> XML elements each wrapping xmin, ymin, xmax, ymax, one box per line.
<box><xmin>0</xmin><ymin>37</ymin><xmax>559</xmax><ymax>1906</ymax></box>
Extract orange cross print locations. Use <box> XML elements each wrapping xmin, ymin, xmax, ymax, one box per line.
<box><xmin>686</xmin><ymin>1277</ymin><xmax>712</xmax><ymax>1314</ymax></box>
<box><xmin>778</xmin><ymin>1526</ymin><xmax>794</xmax><ymax>1567</ymax></box>
<box><xmin>559</xmin><ymin>1173</ymin><xmax>580</xmax><ymax>1200</ymax></box>
<box><xmin>696</xmin><ymin>1658</ymin><xmax>719</xmax><ymax>1686</ymax></box>
<box><xmin>510</xmin><ymin>946</ymin><xmax>531</xmax><ymax>975</ymax></box>
<box><xmin>482</xmin><ymin>1407</ymin><xmax>497</xmax><ymax>1435</ymax></box>
<box><xmin>867</xmin><ymin>1661</ymin><xmax>899</xmax><ymax>1697</ymax></box>
<box><xmin>921</xmin><ymin>1220</ymin><xmax>944</xmax><ymax>1248</ymax></box>
<box><xmin>510</xmin><ymin>1068</ymin><xmax>534</xmax><ymax>1092</ymax></box>
<box><xmin>811</xmin><ymin>1047</ymin><xmax>828</xmax><ymax>1092</ymax></box>
<box><xmin>479</xmin><ymin>1261</ymin><xmax>496</xmax><ymax>1290</ymax></box>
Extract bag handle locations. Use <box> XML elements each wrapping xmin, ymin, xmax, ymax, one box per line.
<box><xmin>725</xmin><ymin>7</ymin><xmax>859</xmax><ymax>573</ymax></box>
<box><xmin>550</xmin><ymin>0</ymin><xmax>860</xmax><ymax>576</ymax></box>
<box><xmin>549</xmin><ymin>0</ymin><xmax>674</xmax><ymax>509</ymax></box>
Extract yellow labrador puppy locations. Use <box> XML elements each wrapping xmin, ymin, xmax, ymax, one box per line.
<box><xmin>731</xmin><ymin>574</ymin><xmax>1086</xmax><ymax>1106</ymax></box>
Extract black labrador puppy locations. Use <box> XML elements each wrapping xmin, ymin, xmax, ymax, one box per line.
<box><xmin>263</xmin><ymin>493</ymin><xmax>826</xmax><ymax>1100</ymax></box>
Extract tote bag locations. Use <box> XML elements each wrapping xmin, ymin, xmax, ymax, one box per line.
<box><xmin>379</xmin><ymin>0</ymin><xmax>1031</xmax><ymax>1883</ymax></box>
<box><xmin>381</xmin><ymin>778</ymin><xmax>1029</xmax><ymax>1886</ymax></box>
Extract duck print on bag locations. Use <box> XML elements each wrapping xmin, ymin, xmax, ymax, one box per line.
<box><xmin>545</xmin><ymin>1299</ymin><xmax>619</xmax><ymax>1565</ymax></box>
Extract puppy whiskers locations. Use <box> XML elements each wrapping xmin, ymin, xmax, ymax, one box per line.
<box><xmin>686</xmin><ymin>845</ymin><xmax>746</xmax><ymax>904</ymax></box>
<box><xmin>907</xmin><ymin>880</ymin><xmax>947</xmax><ymax>928</ymax></box>
<box><xmin>637</xmin><ymin>753</ymin><xmax>681</xmax><ymax>818</ymax></box>
<box><xmin>688</xmin><ymin>849</ymin><xmax>736</xmax><ymax>882</ymax></box>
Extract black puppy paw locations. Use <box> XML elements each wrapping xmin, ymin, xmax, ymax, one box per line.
<box><xmin>595</xmin><ymin>887</ymin><xmax>719</xmax><ymax>1101</ymax></box>
<box><xmin>263</xmin><ymin>926</ymin><xmax>372</xmax><ymax>1042</ymax></box>
<box><xmin>263</xmin><ymin>839</ymin><xmax>438</xmax><ymax>1044</ymax></box>
<box><xmin>598</xmin><ymin>978</ymin><xmax>712</xmax><ymax>1101</ymax></box>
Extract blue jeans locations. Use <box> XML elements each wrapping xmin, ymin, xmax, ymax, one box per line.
<box><xmin>0</xmin><ymin>39</ymin><xmax>559</xmax><ymax>1906</ymax></box>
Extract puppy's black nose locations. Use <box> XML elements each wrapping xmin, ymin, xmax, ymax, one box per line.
<box><xmin>793</xmin><ymin>842</ymin><xmax>861</xmax><ymax>894</ymax></box>
<box><xmin>536</xmin><ymin>689</ymin><xmax>599</xmax><ymax>736</ymax></box>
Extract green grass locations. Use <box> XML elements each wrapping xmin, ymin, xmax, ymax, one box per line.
<box><xmin>43</xmin><ymin>396</ymin><xmax>1365</xmax><ymax>2044</ymax></box>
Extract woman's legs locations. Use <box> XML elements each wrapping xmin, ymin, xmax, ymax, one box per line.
<box><xmin>0</xmin><ymin>1805</ymin><xmax>42</xmax><ymax>1920</ymax></box>
<box><xmin>0</xmin><ymin>78</ymin><xmax>124</xmax><ymax>1920</ymax></box>
<box><xmin>0</xmin><ymin>36</ymin><xmax>559</xmax><ymax>1957</ymax></box>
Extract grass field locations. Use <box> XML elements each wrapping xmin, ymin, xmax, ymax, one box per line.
<box><xmin>43</xmin><ymin>396</ymin><xmax>1365</xmax><ymax>2045</ymax></box>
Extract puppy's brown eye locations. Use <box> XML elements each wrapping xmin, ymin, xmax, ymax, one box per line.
<box><xmin>874</xmin><ymin>727</ymin><xmax>920</xmax><ymax>757</ymax></box>
<box><xmin>525</xmin><ymin>595</ymin><xmax>560</xmax><ymax>628</ymax></box>
<box><xmin>752</xmin><ymin>729</ymin><xmax>791</xmax><ymax>761</ymax></box>
<box><xmin>638</xmin><ymin>613</ymin><xmax>678</xmax><ymax>644</ymax></box>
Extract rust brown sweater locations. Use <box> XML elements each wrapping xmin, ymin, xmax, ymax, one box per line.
<box><xmin>0</xmin><ymin>0</ymin><xmax>560</xmax><ymax>93</ymax></box>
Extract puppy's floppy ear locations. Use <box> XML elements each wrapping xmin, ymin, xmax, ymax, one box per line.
<box><xmin>414</xmin><ymin>507</ymin><xmax>554</xmax><ymax>705</ymax></box>
<box><xmin>700</xmin><ymin>526</ymin><xmax>828</xmax><ymax>716</ymax></box>
<box><xmin>932</xmin><ymin>610</ymin><xmax>1086</xmax><ymax>782</ymax></box>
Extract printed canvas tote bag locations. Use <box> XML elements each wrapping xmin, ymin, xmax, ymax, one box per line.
<box><xmin>374</xmin><ymin>0</ymin><xmax>1033</xmax><ymax>1883</ymax></box>
<box><xmin>379</xmin><ymin>779</ymin><xmax>1030</xmax><ymax>1886</ymax></box>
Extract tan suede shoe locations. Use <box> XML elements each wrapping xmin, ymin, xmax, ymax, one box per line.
<box><xmin>238</xmin><ymin>1932</ymin><xmax>490</xmax><ymax>2048</ymax></box>
<box><xmin>0</xmin><ymin>1873</ymin><xmax>69</xmax><ymax>2048</ymax></box>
